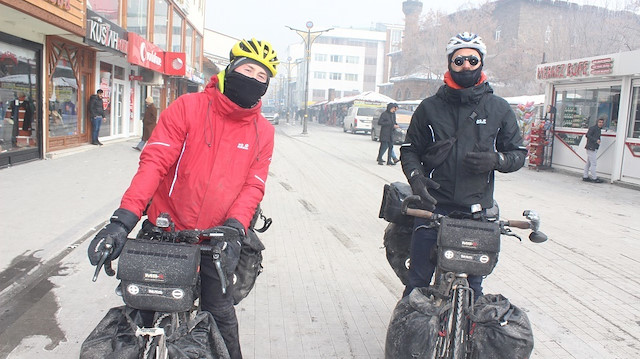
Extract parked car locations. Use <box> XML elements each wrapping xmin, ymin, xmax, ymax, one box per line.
<box><xmin>261</xmin><ymin>106</ymin><xmax>279</xmax><ymax>125</ymax></box>
<box><xmin>342</xmin><ymin>106</ymin><xmax>385</xmax><ymax>134</ymax></box>
<box><xmin>371</xmin><ymin>109</ymin><xmax>414</xmax><ymax>144</ymax></box>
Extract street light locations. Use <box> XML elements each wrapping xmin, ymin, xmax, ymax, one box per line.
<box><xmin>286</xmin><ymin>22</ymin><xmax>332</xmax><ymax>135</ymax></box>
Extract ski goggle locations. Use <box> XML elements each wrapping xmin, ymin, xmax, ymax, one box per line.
<box><xmin>452</xmin><ymin>55</ymin><xmax>480</xmax><ymax>66</ymax></box>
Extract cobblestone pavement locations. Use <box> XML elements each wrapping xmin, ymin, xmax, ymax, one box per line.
<box><xmin>1</xmin><ymin>121</ymin><xmax>639</xmax><ymax>358</ymax></box>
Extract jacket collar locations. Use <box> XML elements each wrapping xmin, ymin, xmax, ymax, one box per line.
<box><xmin>438</xmin><ymin>75</ymin><xmax>493</xmax><ymax>105</ymax></box>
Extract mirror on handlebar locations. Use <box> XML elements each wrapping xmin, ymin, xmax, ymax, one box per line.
<box><xmin>522</xmin><ymin>210</ymin><xmax>547</xmax><ymax>243</ymax></box>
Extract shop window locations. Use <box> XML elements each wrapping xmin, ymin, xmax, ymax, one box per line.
<box><xmin>194</xmin><ymin>34</ymin><xmax>202</xmax><ymax>72</ymax></box>
<box><xmin>98</xmin><ymin>62</ymin><xmax>112</xmax><ymax>138</ymax></box>
<box><xmin>153</xmin><ymin>0</ymin><xmax>169</xmax><ymax>50</ymax></box>
<box><xmin>555</xmin><ymin>85</ymin><xmax>620</xmax><ymax>130</ymax></box>
<box><xmin>628</xmin><ymin>87</ymin><xmax>640</xmax><ymax>139</ymax></box>
<box><xmin>186</xmin><ymin>26</ymin><xmax>193</xmax><ymax>68</ymax></box>
<box><xmin>127</xmin><ymin>0</ymin><xmax>148</xmax><ymax>37</ymax></box>
<box><xmin>49</xmin><ymin>51</ymin><xmax>78</xmax><ymax>138</ymax></box>
<box><xmin>114</xmin><ymin>66</ymin><xmax>124</xmax><ymax>80</ymax></box>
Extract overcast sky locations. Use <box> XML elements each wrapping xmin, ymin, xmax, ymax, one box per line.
<box><xmin>204</xmin><ymin>0</ymin><xmax>633</xmax><ymax>58</ymax></box>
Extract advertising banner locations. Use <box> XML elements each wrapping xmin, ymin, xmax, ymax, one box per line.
<box><xmin>127</xmin><ymin>33</ymin><xmax>164</xmax><ymax>73</ymax></box>
<box><xmin>164</xmin><ymin>52</ymin><xmax>186</xmax><ymax>76</ymax></box>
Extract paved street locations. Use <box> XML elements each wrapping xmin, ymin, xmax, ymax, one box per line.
<box><xmin>1</xmin><ymin>120</ymin><xmax>639</xmax><ymax>358</ymax></box>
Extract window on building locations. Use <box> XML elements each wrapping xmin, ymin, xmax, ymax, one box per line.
<box><xmin>627</xmin><ymin>86</ymin><xmax>640</xmax><ymax>138</ymax></box>
<box><xmin>312</xmin><ymin>89</ymin><xmax>326</xmax><ymax>99</ymax></box>
<box><xmin>194</xmin><ymin>34</ymin><xmax>202</xmax><ymax>71</ymax></box>
<box><xmin>365</xmin><ymin>57</ymin><xmax>377</xmax><ymax>65</ymax></box>
<box><xmin>330</xmin><ymin>55</ymin><xmax>343</xmax><ymax>63</ymax></box>
<box><xmin>185</xmin><ymin>26</ymin><xmax>193</xmax><ymax>67</ymax></box>
<box><xmin>172</xmin><ymin>10</ymin><xmax>183</xmax><ymax>52</ymax></box>
<box><xmin>555</xmin><ymin>86</ymin><xmax>620</xmax><ymax>131</ymax></box>
<box><xmin>314</xmin><ymin>72</ymin><xmax>326</xmax><ymax>79</ymax></box>
<box><xmin>329</xmin><ymin>73</ymin><xmax>342</xmax><ymax>80</ymax></box>
<box><xmin>345</xmin><ymin>73</ymin><xmax>358</xmax><ymax>81</ymax></box>
<box><xmin>314</xmin><ymin>54</ymin><xmax>327</xmax><ymax>61</ymax></box>
<box><xmin>153</xmin><ymin>0</ymin><xmax>169</xmax><ymax>50</ymax></box>
<box><xmin>404</xmin><ymin>89</ymin><xmax>411</xmax><ymax>100</ymax></box>
<box><xmin>396</xmin><ymin>89</ymin><xmax>402</xmax><ymax>99</ymax></box>
<box><xmin>126</xmin><ymin>0</ymin><xmax>147</xmax><ymax>37</ymax></box>
<box><xmin>88</xmin><ymin>0</ymin><xmax>120</xmax><ymax>24</ymax></box>
<box><xmin>495</xmin><ymin>26</ymin><xmax>501</xmax><ymax>42</ymax></box>
<box><xmin>364</xmin><ymin>75</ymin><xmax>376</xmax><ymax>82</ymax></box>
<box><xmin>346</xmin><ymin>56</ymin><xmax>359</xmax><ymax>64</ymax></box>
<box><xmin>545</xmin><ymin>25</ymin><xmax>552</xmax><ymax>44</ymax></box>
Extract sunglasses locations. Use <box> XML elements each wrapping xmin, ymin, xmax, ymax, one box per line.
<box><xmin>452</xmin><ymin>55</ymin><xmax>480</xmax><ymax>66</ymax></box>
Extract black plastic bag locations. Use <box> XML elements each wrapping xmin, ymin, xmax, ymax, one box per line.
<box><xmin>469</xmin><ymin>294</ymin><xmax>534</xmax><ymax>359</ymax></box>
<box><xmin>379</xmin><ymin>182</ymin><xmax>414</xmax><ymax>225</ymax></box>
<box><xmin>385</xmin><ymin>287</ymin><xmax>442</xmax><ymax>359</ymax></box>
<box><xmin>383</xmin><ymin>222</ymin><xmax>413</xmax><ymax>285</ymax></box>
<box><xmin>80</xmin><ymin>306</ymin><xmax>230</xmax><ymax>359</ymax></box>
<box><xmin>232</xmin><ymin>229</ymin><xmax>265</xmax><ymax>305</ymax></box>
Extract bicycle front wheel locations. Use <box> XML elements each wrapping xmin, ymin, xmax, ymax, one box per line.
<box><xmin>451</xmin><ymin>286</ymin><xmax>470</xmax><ymax>359</ymax></box>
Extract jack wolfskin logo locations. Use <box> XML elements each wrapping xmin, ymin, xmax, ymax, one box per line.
<box><xmin>476</xmin><ymin>118</ymin><xmax>487</xmax><ymax>125</ymax></box>
<box><xmin>237</xmin><ymin>143</ymin><xmax>249</xmax><ymax>150</ymax></box>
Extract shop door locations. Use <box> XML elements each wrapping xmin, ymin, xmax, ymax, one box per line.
<box><xmin>111</xmin><ymin>80</ymin><xmax>125</xmax><ymax>135</ymax></box>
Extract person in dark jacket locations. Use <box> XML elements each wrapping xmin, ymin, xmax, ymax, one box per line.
<box><xmin>133</xmin><ymin>96</ymin><xmax>158</xmax><ymax>151</ymax></box>
<box><xmin>400</xmin><ymin>32</ymin><xmax>527</xmax><ymax>299</ymax></box>
<box><xmin>88</xmin><ymin>89</ymin><xmax>105</xmax><ymax>145</ymax></box>
<box><xmin>583</xmin><ymin>117</ymin><xmax>605</xmax><ymax>183</ymax></box>
<box><xmin>377</xmin><ymin>102</ymin><xmax>400</xmax><ymax>165</ymax></box>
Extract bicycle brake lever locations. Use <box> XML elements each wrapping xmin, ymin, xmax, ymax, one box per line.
<box><xmin>92</xmin><ymin>239</ymin><xmax>114</xmax><ymax>282</ymax></box>
<box><xmin>212</xmin><ymin>248</ymin><xmax>227</xmax><ymax>295</ymax></box>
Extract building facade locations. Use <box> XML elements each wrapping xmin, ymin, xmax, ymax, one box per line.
<box><xmin>0</xmin><ymin>0</ymin><xmax>205</xmax><ymax>167</ymax></box>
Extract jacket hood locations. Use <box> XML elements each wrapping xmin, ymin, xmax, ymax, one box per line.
<box><xmin>204</xmin><ymin>75</ymin><xmax>263</xmax><ymax>121</ymax></box>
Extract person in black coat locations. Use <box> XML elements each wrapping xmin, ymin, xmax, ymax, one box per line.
<box><xmin>376</xmin><ymin>102</ymin><xmax>400</xmax><ymax>165</ymax></box>
<box><xmin>582</xmin><ymin>117</ymin><xmax>605</xmax><ymax>183</ymax></box>
<box><xmin>88</xmin><ymin>89</ymin><xmax>106</xmax><ymax>145</ymax></box>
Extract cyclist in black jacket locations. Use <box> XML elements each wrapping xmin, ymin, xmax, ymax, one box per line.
<box><xmin>400</xmin><ymin>32</ymin><xmax>527</xmax><ymax>298</ymax></box>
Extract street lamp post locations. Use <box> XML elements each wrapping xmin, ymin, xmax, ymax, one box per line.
<box><xmin>287</xmin><ymin>22</ymin><xmax>332</xmax><ymax>135</ymax></box>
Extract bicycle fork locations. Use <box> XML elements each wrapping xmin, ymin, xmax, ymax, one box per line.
<box><xmin>436</xmin><ymin>277</ymin><xmax>474</xmax><ymax>359</ymax></box>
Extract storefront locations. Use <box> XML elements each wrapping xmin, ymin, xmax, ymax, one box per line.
<box><xmin>536</xmin><ymin>49</ymin><xmax>640</xmax><ymax>186</ymax></box>
<box><xmin>85</xmin><ymin>10</ymin><xmax>140</xmax><ymax>143</ymax></box>
<box><xmin>0</xmin><ymin>0</ymin><xmax>85</xmax><ymax>165</ymax></box>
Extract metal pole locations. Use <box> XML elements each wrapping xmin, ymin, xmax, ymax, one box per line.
<box><xmin>302</xmin><ymin>29</ymin><xmax>311</xmax><ymax>135</ymax></box>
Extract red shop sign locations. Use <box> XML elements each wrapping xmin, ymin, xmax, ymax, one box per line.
<box><xmin>164</xmin><ymin>52</ymin><xmax>186</xmax><ymax>76</ymax></box>
<box><xmin>127</xmin><ymin>33</ymin><xmax>164</xmax><ymax>73</ymax></box>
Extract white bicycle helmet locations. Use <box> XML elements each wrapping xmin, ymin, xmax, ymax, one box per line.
<box><xmin>446</xmin><ymin>32</ymin><xmax>486</xmax><ymax>58</ymax></box>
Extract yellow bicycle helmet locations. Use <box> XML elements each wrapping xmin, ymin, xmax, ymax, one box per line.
<box><xmin>229</xmin><ymin>38</ymin><xmax>279</xmax><ymax>77</ymax></box>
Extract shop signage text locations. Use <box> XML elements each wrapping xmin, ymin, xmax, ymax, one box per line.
<box><xmin>127</xmin><ymin>33</ymin><xmax>164</xmax><ymax>73</ymax></box>
<box><xmin>86</xmin><ymin>11</ymin><xmax>128</xmax><ymax>55</ymax></box>
<box><xmin>537</xmin><ymin>57</ymin><xmax>614</xmax><ymax>80</ymax></box>
<box><xmin>44</xmin><ymin>0</ymin><xmax>70</xmax><ymax>11</ymax></box>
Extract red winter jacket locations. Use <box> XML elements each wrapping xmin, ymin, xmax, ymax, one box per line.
<box><xmin>120</xmin><ymin>75</ymin><xmax>275</xmax><ymax>231</ymax></box>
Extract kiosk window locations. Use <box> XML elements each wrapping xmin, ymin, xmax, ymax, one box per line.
<box><xmin>555</xmin><ymin>86</ymin><xmax>620</xmax><ymax>130</ymax></box>
<box><xmin>629</xmin><ymin>87</ymin><xmax>640</xmax><ymax>139</ymax></box>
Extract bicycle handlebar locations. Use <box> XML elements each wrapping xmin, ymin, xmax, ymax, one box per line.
<box><xmin>400</xmin><ymin>195</ymin><xmax>548</xmax><ymax>243</ymax></box>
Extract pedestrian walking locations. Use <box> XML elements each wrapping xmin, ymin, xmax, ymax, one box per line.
<box><xmin>87</xmin><ymin>38</ymin><xmax>279</xmax><ymax>359</ymax></box>
<box><xmin>400</xmin><ymin>32</ymin><xmax>527</xmax><ymax>299</ymax></box>
<box><xmin>377</xmin><ymin>102</ymin><xmax>400</xmax><ymax>165</ymax></box>
<box><xmin>88</xmin><ymin>89</ymin><xmax>105</xmax><ymax>145</ymax></box>
<box><xmin>583</xmin><ymin>117</ymin><xmax>605</xmax><ymax>183</ymax></box>
<box><xmin>133</xmin><ymin>96</ymin><xmax>157</xmax><ymax>151</ymax></box>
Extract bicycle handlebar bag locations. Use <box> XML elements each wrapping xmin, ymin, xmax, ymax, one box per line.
<box><xmin>117</xmin><ymin>239</ymin><xmax>200</xmax><ymax>313</ymax></box>
<box><xmin>436</xmin><ymin>217</ymin><xmax>501</xmax><ymax>276</ymax></box>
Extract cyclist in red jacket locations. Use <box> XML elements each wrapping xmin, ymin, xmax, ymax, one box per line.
<box><xmin>88</xmin><ymin>38</ymin><xmax>279</xmax><ymax>359</ymax></box>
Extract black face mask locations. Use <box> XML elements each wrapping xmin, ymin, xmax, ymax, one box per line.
<box><xmin>450</xmin><ymin>66</ymin><xmax>483</xmax><ymax>88</ymax></box>
<box><xmin>223</xmin><ymin>71</ymin><xmax>268</xmax><ymax>108</ymax></box>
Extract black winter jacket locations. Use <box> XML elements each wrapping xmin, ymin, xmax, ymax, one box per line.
<box><xmin>400</xmin><ymin>82</ymin><xmax>527</xmax><ymax>209</ymax></box>
<box><xmin>585</xmin><ymin>124</ymin><xmax>602</xmax><ymax>151</ymax></box>
<box><xmin>378</xmin><ymin>110</ymin><xmax>397</xmax><ymax>142</ymax></box>
<box><xmin>88</xmin><ymin>94</ymin><xmax>105</xmax><ymax>118</ymax></box>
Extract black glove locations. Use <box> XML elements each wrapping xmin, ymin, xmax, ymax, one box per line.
<box><xmin>88</xmin><ymin>208</ymin><xmax>139</xmax><ymax>265</ymax></box>
<box><xmin>224</xmin><ymin>218</ymin><xmax>246</xmax><ymax>238</ymax></box>
<box><xmin>408</xmin><ymin>173</ymin><xmax>440</xmax><ymax>211</ymax></box>
<box><xmin>463</xmin><ymin>152</ymin><xmax>500</xmax><ymax>174</ymax></box>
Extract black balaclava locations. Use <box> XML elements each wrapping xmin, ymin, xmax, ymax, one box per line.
<box><xmin>222</xmin><ymin>57</ymin><xmax>271</xmax><ymax>108</ymax></box>
<box><xmin>448</xmin><ymin>50</ymin><xmax>483</xmax><ymax>88</ymax></box>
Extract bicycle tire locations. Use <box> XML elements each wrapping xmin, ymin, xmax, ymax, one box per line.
<box><xmin>451</xmin><ymin>287</ymin><xmax>468</xmax><ymax>359</ymax></box>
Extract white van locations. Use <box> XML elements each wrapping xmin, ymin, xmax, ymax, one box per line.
<box><xmin>342</xmin><ymin>106</ymin><xmax>385</xmax><ymax>134</ymax></box>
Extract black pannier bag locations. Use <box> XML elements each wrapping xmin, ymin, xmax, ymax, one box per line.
<box><xmin>80</xmin><ymin>306</ymin><xmax>231</xmax><ymax>359</ymax></box>
<box><xmin>385</xmin><ymin>287</ymin><xmax>441</xmax><ymax>359</ymax></box>
<box><xmin>232</xmin><ymin>228</ymin><xmax>265</xmax><ymax>305</ymax></box>
<box><xmin>383</xmin><ymin>222</ymin><xmax>413</xmax><ymax>285</ymax></box>
<box><xmin>117</xmin><ymin>240</ymin><xmax>200</xmax><ymax>312</ymax></box>
<box><xmin>436</xmin><ymin>217</ymin><xmax>501</xmax><ymax>276</ymax></box>
<box><xmin>379</xmin><ymin>182</ymin><xmax>414</xmax><ymax>225</ymax></box>
<box><xmin>469</xmin><ymin>294</ymin><xmax>534</xmax><ymax>359</ymax></box>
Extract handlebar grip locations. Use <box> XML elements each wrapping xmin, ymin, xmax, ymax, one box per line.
<box><xmin>506</xmin><ymin>220</ymin><xmax>531</xmax><ymax>229</ymax></box>
<box><xmin>405</xmin><ymin>208</ymin><xmax>435</xmax><ymax>219</ymax></box>
<box><xmin>529</xmin><ymin>231</ymin><xmax>548</xmax><ymax>243</ymax></box>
